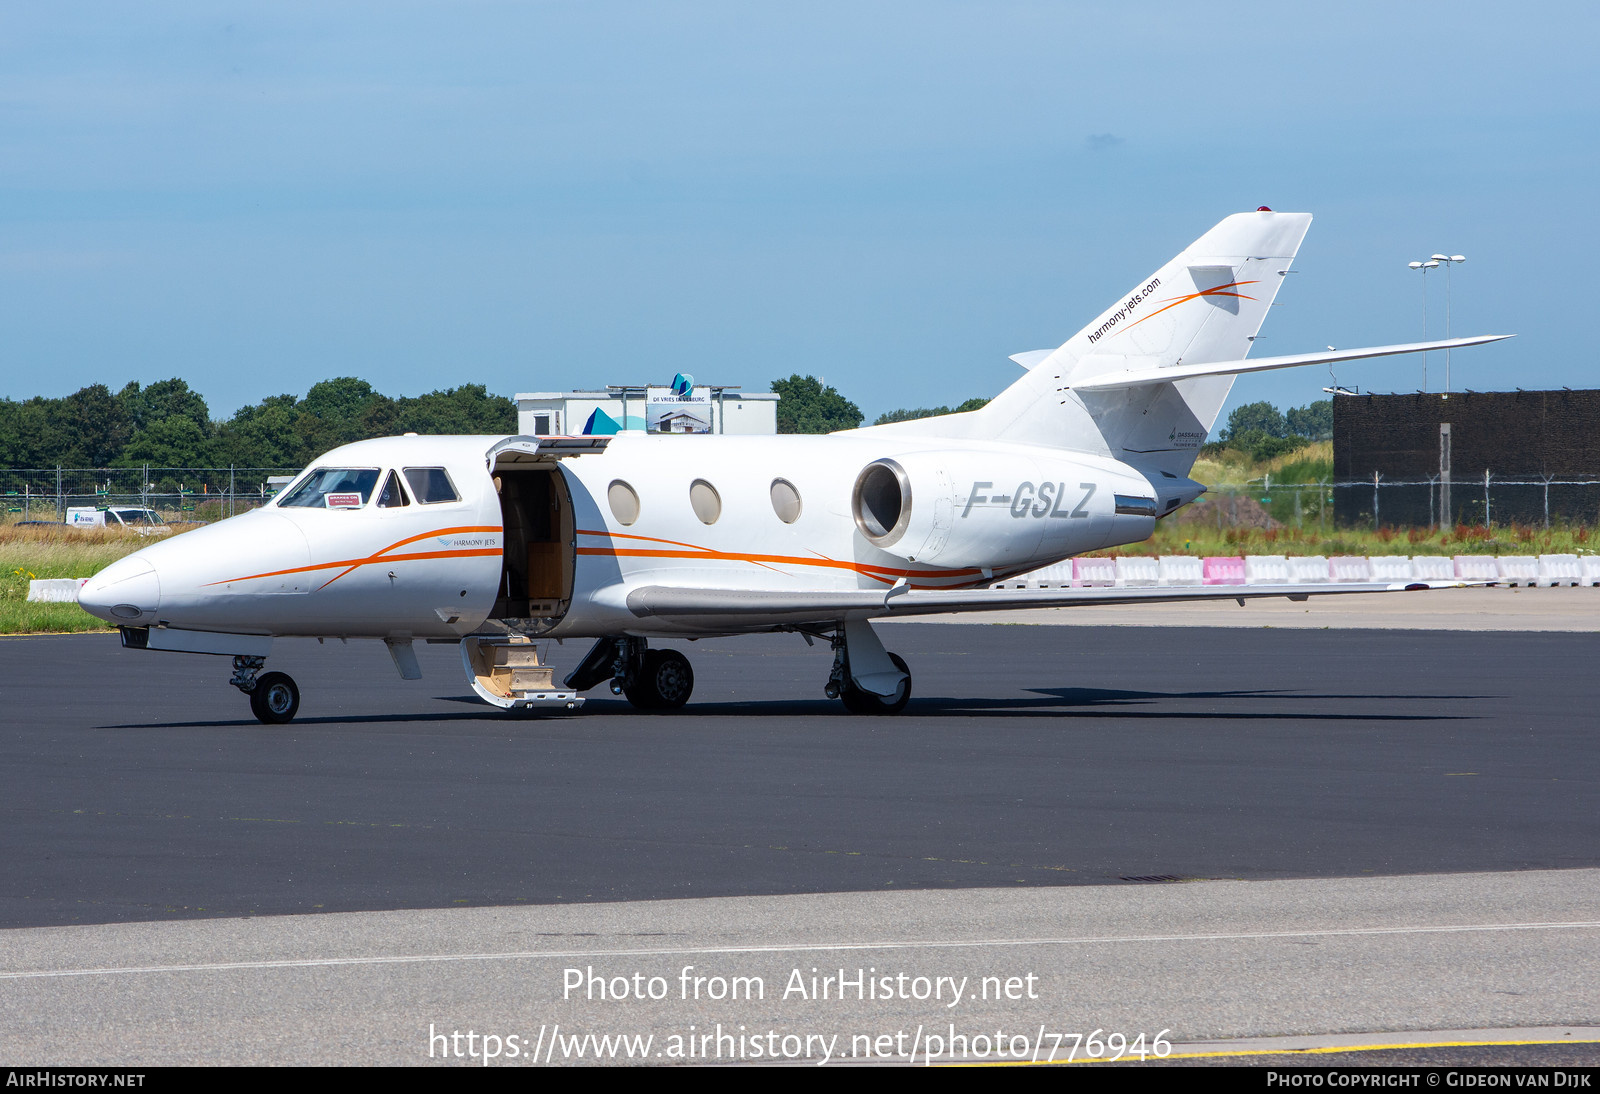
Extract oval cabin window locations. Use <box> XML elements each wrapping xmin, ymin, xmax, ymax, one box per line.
<box><xmin>608</xmin><ymin>480</ymin><xmax>640</xmax><ymax>526</ymax></box>
<box><xmin>689</xmin><ymin>479</ymin><xmax>721</xmax><ymax>525</ymax></box>
<box><xmin>770</xmin><ymin>478</ymin><xmax>802</xmax><ymax>523</ymax></box>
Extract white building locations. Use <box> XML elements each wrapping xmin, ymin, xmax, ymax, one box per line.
<box><xmin>515</xmin><ymin>384</ymin><xmax>778</xmax><ymax>437</ymax></box>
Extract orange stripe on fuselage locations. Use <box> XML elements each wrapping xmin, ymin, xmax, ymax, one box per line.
<box><xmin>574</xmin><ymin>528</ymin><xmax>989</xmax><ymax>587</ymax></box>
<box><xmin>205</xmin><ymin>525</ymin><xmax>502</xmax><ymax>589</ymax></box>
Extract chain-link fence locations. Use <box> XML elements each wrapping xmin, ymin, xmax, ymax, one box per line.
<box><xmin>0</xmin><ymin>467</ymin><xmax>300</xmax><ymax>524</ymax></box>
<box><xmin>1191</xmin><ymin>475</ymin><xmax>1600</xmax><ymax>531</ymax></box>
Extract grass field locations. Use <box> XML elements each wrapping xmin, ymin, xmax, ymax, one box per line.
<box><xmin>0</xmin><ymin>526</ymin><xmax>155</xmax><ymax>634</ymax></box>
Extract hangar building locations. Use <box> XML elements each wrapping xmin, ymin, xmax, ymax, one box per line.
<box><xmin>516</xmin><ymin>377</ymin><xmax>778</xmax><ymax>437</ymax></box>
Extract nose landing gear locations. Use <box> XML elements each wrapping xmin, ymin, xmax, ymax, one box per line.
<box><xmin>231</xmin><ymin>655</ymin><xmax>302</xmax><ymax>725</ymax></box>
<box><xmin>249</xmin><ymin>672</ymin><xmax>301</xmax><ymax>724</ymax></box>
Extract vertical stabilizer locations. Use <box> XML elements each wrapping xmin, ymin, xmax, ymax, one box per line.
<box><xmin>990</xmin><ymin>210</ymin><xmax>1311</xmax><ymax>475</ymax></box>
<box><xmin>871</xmin><ymin>211</ymin><xmax>1313</xmax><ymax>481</ymax></box>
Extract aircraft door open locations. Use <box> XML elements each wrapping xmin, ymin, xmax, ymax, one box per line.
<box><xmin>491</xmin><ymin>464</ymin><xmax>576</xmax><ymax>632</ymax></box>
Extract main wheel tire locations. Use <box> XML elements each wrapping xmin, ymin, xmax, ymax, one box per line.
<box><xmin>623</xmin><ymin>649</ymin><xmax>694</xmax><ymax>711</ymax></box>
<box><xmin>249</xmin><ymin>671</ymin><xmax>300</xmax><ymax>725</ymax></box>
<box><xmin>839</xmin><ymin>653</ymin><xmax>911</xmax><ymax>715</ymax></box>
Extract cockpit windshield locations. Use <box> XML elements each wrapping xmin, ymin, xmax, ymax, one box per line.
<box><xmin>277</xmin><ymin>468</ymin><xmax>381</xmax><ymax>509</ymax></box>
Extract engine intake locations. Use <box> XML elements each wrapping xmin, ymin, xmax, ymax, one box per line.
<box><xmin>852</xmin><ymin>459</ymin><xmax>913</xmax><ymax>547</ymax></box>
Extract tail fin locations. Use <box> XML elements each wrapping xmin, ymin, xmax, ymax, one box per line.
<box><xmin>992</xmin><ymin>210</ymin><xmax>1310</xmax><ymax>474</ymax></box>
<box><xmin>871</xmin><ymin>211</ymin><xmax>1312</xmax><ymax>479</ymax></box>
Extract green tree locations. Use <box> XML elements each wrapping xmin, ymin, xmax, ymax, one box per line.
<box><xmin>216</xmin><ymin>396</ymin><xmax>302</xmax><ymax>469</ymax></box>
<box><xmin>0</xmin><ymin>398</ymin><xmax>55</xmax><ymax>467</ymax></box>
<box><xmin>873</xmin><ymin>397</ymin><xmax>989</xmax><ymax>425</ymax></box>
<box><xmin>1229</xmin><ymin>428</ymin><xmax>1302</xmax><ymax>462</ymax></box>
<box><xmin>117</xmin><ymin>416</ymin><xmax>217</xmax><ymax>469</ymax></box>
<box><xmin>394</xmin><ymin>384</ymin><xmax>517</xmax><ymax>434</ymax></box>
<box><xmin>118</xmin><ymin>378</ymin><xmax>211</xmax><ymax>433</ymax></box>
<box><xmin>54</xmin><ymin>384</ymin><xmax>132</xmax><ymax>467</ymax></box>
<box><xmin>1285</xmin><ymin>400</ymin><xmax>1332</xmax><ymax>441</ymax></box>
<box><xmin>294</xmin><ymin>377</ymin><xmax>397</xmax><ymax>455</ymax></box>
<box><xmin>1224</xmin><ymin>401</ymin><xmax>1287</xmax><ymax>440</ymax></box>
<box><xmin>771</xmin><ymin>375</ymin><xmax>863</xmax><ymax>434</ymax></box>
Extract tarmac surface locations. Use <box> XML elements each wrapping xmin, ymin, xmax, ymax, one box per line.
<box><xmin>2</xmin><ymin>591</ymin><xmax>1597</xmax><ymax>1064</ymax></box>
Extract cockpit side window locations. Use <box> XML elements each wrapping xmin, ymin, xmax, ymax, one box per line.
<box><xmin>277</xmin><ymin>468</ymin><xmax>381</xmax><ymax>509</ymax></box>
<box><xmin>377</xmin><ymin>470</ymin><xmax>411</xmax><ymax>508</ymax></box>
<box><xmin>402</xmin><ymin>467</ymin><xmax>460</xmax><ymax>504</ymax></box>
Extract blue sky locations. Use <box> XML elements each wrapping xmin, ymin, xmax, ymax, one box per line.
<box><xmin>2</xmin><ymin>2</ymin><xmax>1595</xmax><ymax>428</ymax></box>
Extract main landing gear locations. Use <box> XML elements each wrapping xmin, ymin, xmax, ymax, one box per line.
<box><xmin>231</xmin><ymin>656</ymin><xmax>301</xmax><ymax>725</ymax></box>
<box><xmin>566</xmin><ymin>637</ymin><xmax>695</xmax><ymax>711</ymax></box>
<box><xmin>565</xmin><ymin>620</ymin><xmax>913</xmax><ymax>716</ymax></box>
<box><xmin>822</xmin><ymin>620</ymin><xmax>911</xmax><ymax>715</ymax></box>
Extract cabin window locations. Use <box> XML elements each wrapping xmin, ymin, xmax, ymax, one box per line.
<box><xmin>769</xmin><ymin>479</ymin><xmax>802</xmax><ymax>523</ymax></box>
<box><xmin>608</xmin><ymin>480</ymin><xmax>640</xmax><ymax>526</ymax></box>
<box><xmin>377</xmin><ymin>471</ymin><xmax>410</xmax><ymax>508</ymax></box>
<box><xmin>689</xmin><ymin>480</ymin><xmax>721</xmax><ymax>525</ymax></box>
<box><xmin>277</xmin><ymin>468</ymin><xmax>380</xmax><ymax>509</ymax></box>
<box><xmin>403</xmin><ymin>467</ymin><xmax>460</xmax><ymax>504</ymax></box>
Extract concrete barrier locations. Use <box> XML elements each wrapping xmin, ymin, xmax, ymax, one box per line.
<box><xmin>1157</xmin><ymin>555</ymin><xmax>1204</xmax><ymax>586</ymax></box>
<box><xmin>27</xmin><ymin>578</ymin><xmax>87</xmax><ymax>603</ymax></box>
<box><xmin>1114</xmin><ymin>556</ymin><xmax>1160</xmax><ymax>587</ymax></box>
<box><xmin>1411</xmin><ymin>556</ymin><xmax>1456</xmax><ymax>581</ymax></box>
<box><xmin>1244</xmin><ymin>555</ymin><xmax>1290</xmax><ymax>585</ymax></box>
<box><xmin>1454</xmin><ymin>555</ymin><xmax>1500</xmax><ymax>581</ymax></box>
<box><xmin>1537</xmin><ymin>554</ymin><xmax>1581</xmax><ymax>587</ymax></box>
<box><xmin>1287</xmin><ymin>555</ymin><xmax>1331</xmax><ymax>583</ymax></box>
<box><xmin>1072</xmin><ymin>556</ymin><xmax>1117</xmax><ymax>587</ymax></box>
<box><xmin>1203</xmin><ymin>557</ymin><xmax>1246</xmax><ymax>585</ymax></box>
<box><xmin>1495</xmin><ymin>556</ymin><xmax>1540</xmax><ymax>586</ymax></box>
<box><xmin>1368</xmin><ymin>556</ymin><xmax>1411</xmax><ymax>582</ymax></box>
<box><xmin>1331</xmin><ymin>556</ymin><xmax>1376</xmax><ymax>582</ymax></box>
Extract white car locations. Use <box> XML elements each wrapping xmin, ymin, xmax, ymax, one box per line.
<box><xmin>66</xmin><ymin>507</ymin><xmax>172</xmax><ymax>535</ymax></box>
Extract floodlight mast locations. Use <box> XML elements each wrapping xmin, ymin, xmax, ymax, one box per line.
<box><xmin>1431</xmin><ymin>254</ymin><xmax>1467</xmax><ymax>391</ymax></box>
<box><xmin>1408</xmin><ymin>259</ymin><xmax>1439</xmax><ymax>389</ymax></box>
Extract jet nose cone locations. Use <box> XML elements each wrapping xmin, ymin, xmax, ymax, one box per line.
<box><xmin>79</xmin><ymin>556</ymin><xmax>161</xmax><ymax>626</ymax></box>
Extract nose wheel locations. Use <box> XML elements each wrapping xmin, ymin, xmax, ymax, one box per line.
<box><xmin>231</xmin><ymin>657</ymin><xmax>301</xmax><ymax>724</ymax></box>
<box><xmin>248</xmin><ymin>671</ymin><xmax>301</xmax><ymax>724</ymax></box>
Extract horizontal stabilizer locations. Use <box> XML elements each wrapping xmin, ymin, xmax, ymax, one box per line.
<box><xmin>1009</xmin><ymin>349</ymin><xmax>1055</xmax><ymax>370</ymax></box>
<box><xmin>1070</xmin><ymin>335</ymin><xmax>1512</xmax><ymax>391</ymax></box>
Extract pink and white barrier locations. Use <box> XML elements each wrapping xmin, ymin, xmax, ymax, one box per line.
<box><xmin>994</xmin><ymin>554</ymin><xmax>1600</xmax><ymax>590</ymax></box>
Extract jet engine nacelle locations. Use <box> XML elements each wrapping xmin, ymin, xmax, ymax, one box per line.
<box><xmin>851</xmin><ymin>450</ymin><xmax>1161</xmax><ymax>570</ymax></box>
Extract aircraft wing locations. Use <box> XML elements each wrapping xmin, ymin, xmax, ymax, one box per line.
<box><xmin>624</xmin><ymin>580</ymin><xmax>1465</xmax><ymax>627</ymax></box>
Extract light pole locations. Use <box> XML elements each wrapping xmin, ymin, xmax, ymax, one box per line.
<box><xmin>1431</xmin><ymin>253</ymin><xmax>1466</xmax><ymax>391</ymax></box>
<box><xmin>1408</xmin><ymin>258</ymin><xmax>1439</xmax><ymax>389</ymax></box>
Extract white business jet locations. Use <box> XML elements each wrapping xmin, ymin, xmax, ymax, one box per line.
<box><xmin>78</xmin><ymin>210</ymin><xmax>1506</xmax><ymax>723</ymax></box>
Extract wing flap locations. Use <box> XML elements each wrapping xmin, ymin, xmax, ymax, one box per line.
<box><xmin>625</xmin><ymin>581</ymin><xmax>1467</xmax><ymax>626</ymax></box>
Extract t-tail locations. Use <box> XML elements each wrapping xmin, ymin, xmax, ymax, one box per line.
<box><xmin>866</xmin><ymin>209</ymin><xmax>1509</xmax><ymax>485</ymax></box>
